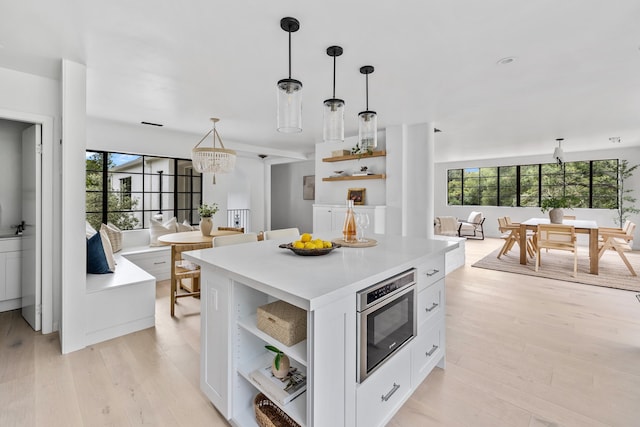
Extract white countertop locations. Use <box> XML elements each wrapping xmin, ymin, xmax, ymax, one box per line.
<box><xmin>183</xmin><ymin>233</ymin><xmax>454</xmax><ymax>311</ymax></box>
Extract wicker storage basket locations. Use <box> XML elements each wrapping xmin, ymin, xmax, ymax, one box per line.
<box><xmin>257</xmin><ymin>300</ymin><xmax>307</xmax><ymax>346</ymax></box>
<box><xmin>254</xmin><ymin>393</ymin><xmax>301</xmax><ymax>427</ymax></box>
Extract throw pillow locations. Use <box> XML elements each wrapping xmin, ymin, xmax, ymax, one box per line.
<box><xmin>149</xmin><ymin>217</ymin><xmax>178</xmax><ymax>246</ymax></box>
<box><xmin>87</xmin><ymin>232</ymin><xmax>112</xmax><ymax>274</ymax></box>
<box><xmin>101</xmin><ymin>222</ymin><xmax>123</xmax><ymax>253</ymax></box>
<box><xmin>86</xmin><ymin>221</ymin><xmax>97</xmax><ymax>238</ymax></box>
<box><xmin>177</xmin><ymin>219</ymin><xmax>195</xmax><ymax>232</ymax></box>
<box><xmin>99</xmin><ymin>228</ymin><xmax>116</xmax><ymax>272</ymax></box>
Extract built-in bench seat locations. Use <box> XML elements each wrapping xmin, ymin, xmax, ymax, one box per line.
<box><xmin>85</xmin><ymin>253</ymin><xmax>156</xmax><ymax>346</ymax></box>
<box><xmin>119</xmin><ymin>229</ymin><xmax>171</xmax><ymax>280</ymax></box>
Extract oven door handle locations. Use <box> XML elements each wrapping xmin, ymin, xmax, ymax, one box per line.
<box><xmin>381</xmin><ymin>383</ymin><xmax>401</xmax><ymax>402</ymax></box>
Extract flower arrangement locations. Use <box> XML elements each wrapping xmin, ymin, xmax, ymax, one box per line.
<box><xmin>540</xmin><ymin>196</ymin><xmax>577</xmax><ymax>213</ymax></box>
<box><xmin>351</xmin><ymin>142</ymin><xmax>373</xmax><ymax>158</ymax></box>
<box><xmin>198</xmin><ymin>202</ymin><xmax>219</xmax><ymax>218</ymax></box>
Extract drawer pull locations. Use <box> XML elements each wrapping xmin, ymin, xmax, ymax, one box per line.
<box><xmin>381</xmin><ymin>383</ymin><xmax>400</xmax><ymax>402</ymax></box>
<box><xmin>153</xmin><ymin>261</ymin><xmax>167</xmax><ymax>265</ymax></box>
<box><xmin>425</xmin><ymin>302</ymin><xmax>439</xmax><ymax>312</ymax></box>
<box><xmin>426</xmin><ymin>345</ymin><xmax>439</xmax><ymax>357</ymax></box>
<box><xmin>425</xmin><ymin>269</ymin><xmax>439</xmax><ymax>277</ymax></box>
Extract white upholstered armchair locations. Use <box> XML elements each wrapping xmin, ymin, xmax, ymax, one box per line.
<box><xmin>457</xmin><ymin>211</ymin><xmax>485</xmax><ymax>240</ymax></box>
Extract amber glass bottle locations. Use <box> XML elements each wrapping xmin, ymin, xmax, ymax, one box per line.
<box><xmin>343</xmin><ymin>199</ymin><xmax>357</xmax><ymax>243</ymax></box>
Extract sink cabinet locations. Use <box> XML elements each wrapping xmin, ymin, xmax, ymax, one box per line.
<box><xmin>0</xmin><ymin>238</ymin><xmax>22</xmax><ymax>312</ymax></box>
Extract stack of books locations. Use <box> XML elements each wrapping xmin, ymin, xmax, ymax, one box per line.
<box><xmin>249</xmin><ymin>364</ymin><xmax>307</xmax><ymax>405</ymax></box>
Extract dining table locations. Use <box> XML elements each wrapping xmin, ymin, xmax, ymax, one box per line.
<box><xmin>519</xmin><ymin>217</ymin><xmax>599</xmax><ymax>274</ymax></box>
<box><xmin>157</xmin><ymin>229</ymin><xmax>242</xmax><ymax>246</ymax></box>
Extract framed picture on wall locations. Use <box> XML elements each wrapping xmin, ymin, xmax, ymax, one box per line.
<box><xmin>303</xmin><ymin>175</ymin><xmax>315</xmax><ymax>200</ymax></box>
<box><xmin>347</xmin><ymin>188</ymin><xmax>366</xmax><ymax>205</ymax></box>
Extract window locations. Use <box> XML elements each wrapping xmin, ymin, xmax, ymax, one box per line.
<box><xmin>86</xmin><ymin>151</ymin><xmax>203</xmax><ymax>230</ymax></box>
<box><xmin>447</xmin><ymin>159</ymin><xmax>618</xmax><ymax>208</ymax></box>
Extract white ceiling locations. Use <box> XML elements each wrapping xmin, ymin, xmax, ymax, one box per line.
<box><xmin>1</xmin><ymin>0</ymin><xmax>639</xmax><ymax>161</ymax></box>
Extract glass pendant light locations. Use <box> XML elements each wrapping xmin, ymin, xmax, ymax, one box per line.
<box><xmin>323</xmin><ymin>45</ymin><xmax>345</xmax><ymax>142</ymax></box>
<box><xmin>277</xmin><ymin>17</ymin><xmax>302</xmax><ymax>133</ymax></box>
<box><xmin>358</xmin><ymin>65</ymin><xmax>377</xmax><ymax>150</ymax></box>
<box><xmin>553</xmin><ymin>138</ymin><xmax>564</xmax><ymax>165</ymax></box>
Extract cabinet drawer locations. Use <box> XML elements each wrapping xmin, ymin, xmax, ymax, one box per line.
<box><xmin>357</xmin><ymin>348</ymin><xmax>411</xmax><ymax>427</ymax></box>
<box><xmin>412</xmin><ymin>321</ymin><xmax>444</xmax><ymax>385</ymax></box>
<box><xmin>417</xmin><ymin>279</ymin><xmax>444</xmax><ymax>327</ymax></box>
<box><xmin>417</xmin><ymin>256</ymin><xmax>444</xmax><ymax>290</ymax></box>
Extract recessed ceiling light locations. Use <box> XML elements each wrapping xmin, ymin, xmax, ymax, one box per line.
<box><xmin>497</xmin><ymin>57</ymin><xmax>516</xmax><ymax>65</ymax></box>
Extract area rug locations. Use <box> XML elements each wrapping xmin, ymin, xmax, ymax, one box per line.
<box><xmin>472</xmin><ymin>247</ymin><xmax>640</xmax><ymax>292</ymax></box>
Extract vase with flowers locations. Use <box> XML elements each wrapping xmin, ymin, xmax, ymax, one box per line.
<box><xmin>198</xmin><ymin>202</ymin><xmax>219</xmax><ymax>236</ymax></box>
<box><xmin>540</xmin><ymin>196</ymin><xmax>577</xmax><ymax>224</ymax></box>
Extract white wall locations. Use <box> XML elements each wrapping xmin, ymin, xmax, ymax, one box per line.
<box><xmin>271</xmin><ymin>160</ymin><xmax>315</xmax><ymax>233</ymax></box>
<box><xmin>435</xmin><ymin>146</ymin><xmax>640</xmax><ymax>247</ymax></box>
<box><xmin>0</xmin><ymin>66</ymin><xmax>61</xmax><ymax>336</ymax></box>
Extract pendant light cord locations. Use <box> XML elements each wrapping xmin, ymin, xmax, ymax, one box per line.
<box><xmin>365</xmin><ymin>73</ymin><xmax>369</xmax><ymax>110</ymax></box>
<box><xmin>332</xmin><ymin>55</ymin><xmax>336</xmax><ymax>99</ymax></box>
<box><xmin>288</xmin><ymin>30</ymin><xmax>292</xmax><ymax>79</ymax></box>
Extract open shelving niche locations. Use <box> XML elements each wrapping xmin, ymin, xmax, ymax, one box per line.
<box><xmin>233</xmin><ymin>282</ymin><xmax>308</xmax><ymax>427</ymax></box>
<box><xmin>321</xmin><ymin>150</ymin><xmax>387</xmax><ymax>182</ymax></box>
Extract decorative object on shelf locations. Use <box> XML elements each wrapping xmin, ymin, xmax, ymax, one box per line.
<box><xmin>277</xmin><ymin>17</ymin><xmax>303</xmax><ymax>133</ymax></box>
<box><xmin>350</xmin><ymin>141</ymin><xmax>373</xmax><ymax>158</ymax></box>
<box><xmin>352</xmin><ymin>165</ymin><xmax>372</xmax><ymax>176</ymax></box>
<box><xmin>540</xmin><ymin>195</ymin><xmax>576</xmax><ymax>224</ymax></box>
<box><xmin>358</xmin><ymin>65</ymin><xmax>377</xmax><ymax>150</ymax></box>
<box><xmin>257</xmin><ymin>300</ymin><xmax>307</xmax><ymax>346</ymax></box>
<box><xmin>198</xmin><ymin>203</ymin><xmax>219</xmax><ymax>236</ymax></box>
<box><xmin>323</xmin><ymin>45</ymin><xmax>345</xmax><ymax>142</ymax></box>
<box><xmin>348</xmin><ymin>188</ymin><xmax>366</xmax><ymax>205</ymax></box>
<box><xmin>191</xmin><ymin>118</ymin><xmax>236</xmax><ymax>184</ymax></box>
<box><xmin>553</xmin><ymin>138</ymin><xmax>564</xmax><ymax>165</ymax></box>
<box><xmin>332</xmin><ymin>170</ymin><xmax>344</xmax><ymax>177</ymax></box>
<box><xmin>250</xmin><ymin>364</ymin><xmax>307</xmax><ymax>406</ymax></box>
<box><xmin>331</xmin><ymin>149</ymin><xmax>351</xmax><ymax>157</ymax></box>
<box><xmin>265</xmin><ymin>345</ymin><xmax>290</xmax><ymax>379</ymax></box>
<box><xmin>302</xmin><ymin>175</ymin><xmax>315</xmax><ymax>200</ymax></box>
<box><xmin>253</xmin><ymin>393</ymin><xmax>302</xmax><ymax>427</ymax></box>
<box><xmin>343</xmin><ymin>199</ymin><xmax>357</xmax><ymax>242</ymax></box>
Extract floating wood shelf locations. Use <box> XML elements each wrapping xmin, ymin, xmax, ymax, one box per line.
<box><xmin>322</xmin><ymin>174</ymin><xmax>386</xmax><ymax>182</ymax></box>
<box><xmin>322</xmin><ymin>150</ymin><xmax>386</xmax><ymax>162</ymax></box>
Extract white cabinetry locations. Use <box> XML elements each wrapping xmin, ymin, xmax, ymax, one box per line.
<box><xmin>0</xmin><ymin>238</ymin><xmax>22</xmax><ymax>312</ymax></box>
<box><xmin>200</xmin><ymin>269</ymin><xmax>232</xmax><ymax>418</ymax></box>
<box><xmin>313</xmin><ymin>204</ymin><xmax>386</xmax><ymax>234</ymax></box>
<box><xmin>123</xmin><ymin>248</ymin><xmax>171</xmax><ymax>280</ymax></box>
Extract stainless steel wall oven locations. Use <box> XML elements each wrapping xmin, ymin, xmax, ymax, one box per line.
<box><xmin>357</xmin><ymin>268</ymin><xmax>417</xmax><ymax>382</ymax></box>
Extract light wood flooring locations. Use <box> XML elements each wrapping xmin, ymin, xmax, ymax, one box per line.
<box><xmin>1</xmin><ymin>238</ymin><xmax>639</xmax><ymax>426</ymax></box>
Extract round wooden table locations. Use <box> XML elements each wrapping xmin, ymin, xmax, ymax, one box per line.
<box><xmin>157</xmin><ymin>230</ymin><xmax>242</xmax><ymax>245</ymax></box>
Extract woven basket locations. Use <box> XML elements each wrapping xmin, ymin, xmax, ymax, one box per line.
<box><xmin>254</xmin><ymin>393</ymin><xmax>301</xmax><ymax>427</ymax></box>
<box><xmin>256</xmin><ymin>300</ymin><xmax>307</xmax><ymax>347</ymax></box>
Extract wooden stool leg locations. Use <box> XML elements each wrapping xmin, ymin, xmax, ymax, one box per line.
<box><xmin>171</xmin><ymin>278</ymin><xmax>177</xmax><ymax>317</ymax></box>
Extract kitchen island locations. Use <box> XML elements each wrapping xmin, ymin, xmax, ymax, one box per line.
<box><xmin>183</xmin><ymin>233</ymin><xmax>455</xmax><ymax>427</ymax></box>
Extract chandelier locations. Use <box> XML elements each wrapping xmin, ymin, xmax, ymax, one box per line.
<box><xmin>191</xmin><ymin>118</ymin><xmax>236</xmax><ymax>184</ymax></box>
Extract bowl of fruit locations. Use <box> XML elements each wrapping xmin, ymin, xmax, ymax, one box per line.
<box><xmin>279</xmin><ymin>233</ymin><xmax>341</xmax><ymax>256</ymax></box>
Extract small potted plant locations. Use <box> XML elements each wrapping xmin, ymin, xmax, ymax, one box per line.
<box><xmin>540</xmin><ymin>196</ymin><xmax>576</xmax><ymax>224</ymax></box>
<box><xmin>198</xmin><ymin>202</ymin><xmax>219</xmax><ymax>236</ymax></box>
<box><xmin>265</xmin><ymin>344</ymin><xmax>290</xmax><ymax>379</ymax></box>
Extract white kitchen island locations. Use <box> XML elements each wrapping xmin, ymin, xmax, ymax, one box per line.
<box><xmin>183</xmin><ymin>233</ymin><xmax>455</xmax><ymax>427</ymax></box>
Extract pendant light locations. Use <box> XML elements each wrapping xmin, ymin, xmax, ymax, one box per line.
<box><xmin>553</xmin><ymin>138</ymin><xmax>564</xmax><ymax>165</ymax></box>
<box><xmin>323</xmin><ymin>45</ymin><xmax>345</xmax><ymax>142</ymax></box>
<box><xmin>358</xmin><ymin>65</ymin><xmax>377</xmax><ymax>150</ymax></box>
<box><xmin>191</xmin><ymin>118</ymin><xmax>236</xmax><ymax>184</ymax></box>
<box><xmin>277</xmin><ymin>17</ymin><xmax>302</xmax><ymax>133</ymax></box>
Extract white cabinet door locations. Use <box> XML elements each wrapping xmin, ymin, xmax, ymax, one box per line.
<box><xmin>200</xmin><ymin>267</ymin><xmax>231</xmax><ymax>418</ymax></box>
<box><xmin>5</xmin><ymin>251</ymin><xmax>22</xmax><ymax>300</ymax></box>
<box><xmin>313</xmin><ymin>206</ymin><xmax>333</xmax><ymax>233</ymax></box>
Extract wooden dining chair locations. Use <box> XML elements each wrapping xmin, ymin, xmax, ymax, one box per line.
<box><xmin>263</xmin><ymin>228</ymin><xmax>300</xmax><ymax>240</ymax></box>
<box><xmin>535</xmin><ymin>224</ymin><xmax>578</xmax><ymax>277</ymax></box>
<box><xmin>497</xmin><ymin>217</ymin><xmax>535</xmax><ymax>259</ymax></box>
<box><xmin>170</xmin><ymin>242</ymin><xmax>211</xmax><ymax>316</ymax></box>
<box><xmin>598</xmin><ymin>222</ymin><xmax>637</xmax><ymax>276</ymax></box>
<box><xmin>213</xmin><ymin>232</ymin><xmax>258</xmax><ymax>247</ymax></box>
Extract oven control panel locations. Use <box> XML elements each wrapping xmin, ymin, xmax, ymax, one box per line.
<box><xmin>357</xmin><ymin>268</ymin><xmax>416</xmax><ymax>311</ymax></box>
